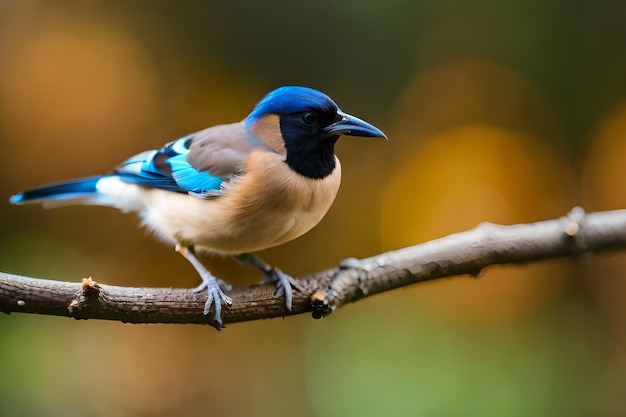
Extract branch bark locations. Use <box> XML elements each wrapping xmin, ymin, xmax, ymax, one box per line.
<box><xmin>1</xmin><ymin>207</ymin><xmax>625</xmax><ymax>329</ymax></box>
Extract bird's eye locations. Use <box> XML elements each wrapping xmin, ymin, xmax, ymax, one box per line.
<box><xmin>302</xmin><ymin>111</ymin><xmax>317</xmax><ymax>125</ymax></box>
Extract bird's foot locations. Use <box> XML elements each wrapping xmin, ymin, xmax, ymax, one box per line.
<box><xmin>192</xmin><ymin>273</ymin><xmax>233</xmax><ymax>325</ymax></box>
<box><xmin>232</xmin><ymin>253</ymin><xmax>302</xmax><ymax>311</ymax></box>
<box><xmin>261</xmin><ymin>268</ymin><xmax>304</xmax><ymax>311</ymax></box>
<box><xmin>176</xmin><ymin>245</ymin><xmax>233</xmax><ymax>326</ymax></box>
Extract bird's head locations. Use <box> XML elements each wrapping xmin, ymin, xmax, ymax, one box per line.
<box><xmin>245</xmin><ymin>86</ymin><xmax>386</xmax><ymax>179</ymax></box>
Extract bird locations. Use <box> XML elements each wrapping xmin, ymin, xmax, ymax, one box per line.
<box><xmin>9</xmin><ymin>86</ymin><xmax>387</xmax><ymax>326</ymax></box>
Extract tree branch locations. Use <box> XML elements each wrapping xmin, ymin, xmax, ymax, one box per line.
<box><xmin>1</xmin><ymin>207</ymin><xmax>625</xmax><ymax>329</ymax></box>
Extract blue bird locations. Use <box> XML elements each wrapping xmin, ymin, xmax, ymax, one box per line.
<box><xmin>10</xmin><ymin>86</ymin><xmax>386</xmax><ymax>326</ymax></box>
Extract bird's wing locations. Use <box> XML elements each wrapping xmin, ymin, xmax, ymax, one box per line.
<box><xmin>185</xmin><ymin>121</ymin><xmax>252</xmax><ymax>177</ymax></box>
<box><xmin>115</xmin><ymin>121</ymin><xmax>250</xmax><ymax>197</ymax></box>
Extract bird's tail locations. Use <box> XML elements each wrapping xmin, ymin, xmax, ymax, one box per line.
<box><xmin>9</xmin><ymin>175</ymin><xmax>144</xmax><ymax>210</ymax></box>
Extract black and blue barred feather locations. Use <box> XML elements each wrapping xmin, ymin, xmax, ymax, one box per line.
<box><xmin>115</xmin><ymin>136</ymin><xmax>225</xmax><ymax>196</ymax></box>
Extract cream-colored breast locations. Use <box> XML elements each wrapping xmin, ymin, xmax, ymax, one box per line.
<box><xmin>138</xmin><ymin>150</ymin><xmax>342</xmax><ymax>254</ymax></box>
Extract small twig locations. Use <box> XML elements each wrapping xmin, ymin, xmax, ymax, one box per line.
<box><xmin>1</xmin><ymin>207</ymin><xmax>626</xmax><ymax>329</ymax></box>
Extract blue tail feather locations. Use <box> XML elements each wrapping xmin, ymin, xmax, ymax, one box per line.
<box><xmin>9</xmin><ymin>176</ymin><xmax>104</xmax><ymax>205</ymax></box>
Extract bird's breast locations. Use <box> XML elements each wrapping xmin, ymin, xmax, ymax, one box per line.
<box><xmin>140</xmin><ymin>150</ymin><xmax>342</xmax><ymax>254</ymax></box>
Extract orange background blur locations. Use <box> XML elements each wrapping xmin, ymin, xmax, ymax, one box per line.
<box><xmin>1</xmin><ymin>1</ymin><xmax>625</xmax><ymax>416</ymax></box>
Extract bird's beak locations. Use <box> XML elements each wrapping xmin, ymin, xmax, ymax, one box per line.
<box><xmin>325</xmin><ymin>112</ymin><xmax>387</xmax><ymax>139</ymax></box>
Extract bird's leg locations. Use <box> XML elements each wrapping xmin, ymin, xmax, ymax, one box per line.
<box><xmin>176</xmin><ymin>245</ymin><xmax>233</xmax><ymax>325</ymax></box>
<box><xmin>233</xmin><ymin>253</ymin><xmax>304</xmax><ymax>310</ymax></box>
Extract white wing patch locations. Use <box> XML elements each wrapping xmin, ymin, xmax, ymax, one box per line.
<box><xmin>96</xmin><ymin>176</ymin><xmax>146</xmax><ymax>212</ymax></box>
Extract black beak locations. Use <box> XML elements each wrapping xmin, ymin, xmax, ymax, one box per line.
<box><xmin>324</xmin><ymin>112</ymin><xmax>387</xmax><ymax>139</ymax></box>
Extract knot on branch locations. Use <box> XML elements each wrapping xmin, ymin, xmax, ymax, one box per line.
<box><xmin>562</xmin><ymin>206</ymin><xmax>590</xmax><ymax>254</ymax></box>
<box><xmin>68</xmin><ymin>277</ymin><xmax>101</xmax><ymax>317</ymax></box>
<box><xmin>310</xmin><ymin>257</ymin><xmax>373</xmax><ymax>318</ymax></box>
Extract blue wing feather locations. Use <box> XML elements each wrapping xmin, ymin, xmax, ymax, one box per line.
<box><xmin>115</xmin><ymin>136</ymin><xmax>225</xmax><ymax>196</ymax></box>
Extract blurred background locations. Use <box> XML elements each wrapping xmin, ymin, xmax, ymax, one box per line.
<box><xmin>1</xmin><ymin>0</ymin><xmax>625</xmax><ymax>416</ymax></box>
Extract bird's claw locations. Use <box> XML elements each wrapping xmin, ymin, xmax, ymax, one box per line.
<box><xmin>191</xmin><ymin>275</ymin><xmax>232</xmax><ymax>326</ymax></box>
<box><xmin>231</xmin><ymin>253</ymin><xmax>302</xmax><ymax>311</ymax></box>
<box><xmin>262</xmin><ymin>269</ymin><xmax>304</xmax><ymax>311</ymax></box>
<box><xmin>203</xmin><ymin>283</ymin><xmax>233</xmax><ymax>320</ymax></box>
